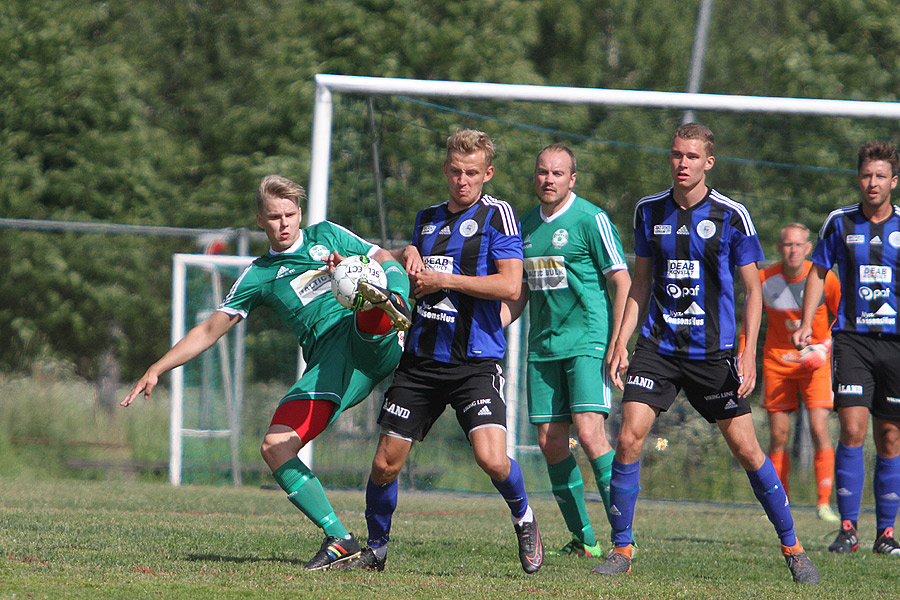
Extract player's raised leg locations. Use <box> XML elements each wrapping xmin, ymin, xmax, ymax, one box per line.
<box><xmin>356</xmin><ymin>258</ymin><xmax>411</xmax><ymax>333</ymax></box>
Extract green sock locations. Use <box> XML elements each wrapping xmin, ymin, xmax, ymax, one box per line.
<box><xmin>272</xmin><ymin>457</ymin><xmax>348</xmax><ymax>539</ymax></box>
<box><xmin>547</xmin><ymin>453</ymin><xmax>596</xmax><ymax>546</ymax></box>
<box><xmin>381</xmin><ymin>259</ymin><xmax>410</xmax><ymax>308</ymax></box>
<box><xmin>590</xmin><ymin>450</ymin><xmax>615</xmax><ymax>524</ymax></box>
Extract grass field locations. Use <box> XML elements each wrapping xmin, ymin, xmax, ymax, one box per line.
<box><xmin>0</xmin><ymin>477</ymin><xmax>896</xmax><ymax>599</ymax></box>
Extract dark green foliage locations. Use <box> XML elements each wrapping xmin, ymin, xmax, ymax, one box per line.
<box><xmin>2</xmin><ymin>0</ymin><xmax>900</xmax><ymax>378</ymax></box>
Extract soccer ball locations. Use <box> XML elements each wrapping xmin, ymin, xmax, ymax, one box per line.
<box><xmin>330</xmin><ymin>255</ymin><xmax>387</xmax><ymax>311</ymax></box>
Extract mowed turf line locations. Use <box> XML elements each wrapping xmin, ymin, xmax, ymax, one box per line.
<box><xmin>0</xmin><ymin>477</ymin><xmax>894</xmax><ymax>599</ymax></box>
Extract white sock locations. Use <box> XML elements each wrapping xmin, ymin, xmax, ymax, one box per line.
<box><xmin>514</xmin><ymin>504</ymin><xmax>534</xmax><ymax>526</ymax></box>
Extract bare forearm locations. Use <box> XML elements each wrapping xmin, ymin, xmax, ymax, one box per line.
<box><xmin>441</xmin><ymin>272</ymin><xmax>520</xmax><ymax>301</ymax></box>
<box><xmin>607</xmin><ymin>268</ymin><xmax>632</xmax><ymax>346</ymax></box>
<box><xmin>612</xmin><ymin>257</ymin><xmax>651</xmax><ymax>349</ymax></box>
<box><xmin>414</xmin><ymin>258</ymin><xmax>523</xmax><ymax>301</ymax></box>
<box><xmin>741</xmin><ymin>287</ymin><xmax>762</xmax><ymax>356</ymax></box>
<box><xmin>800</xmin><ymin>267</ymin><xmax>827</xmax><ymax>328</ymax></box>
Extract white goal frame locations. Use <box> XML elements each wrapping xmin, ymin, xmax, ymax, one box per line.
<box><xmin>307</xmin><ymin>73</ymin><xmax>900</xmax><ymax>457</ymax></box>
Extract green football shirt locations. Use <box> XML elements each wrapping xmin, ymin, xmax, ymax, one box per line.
<box><xmin>521</xmin><ymin>193</ymin><xmax>627</xmax><ymax>361</ymax></box>
<box><xmin>219</xmin><ymin>221</ymin><xmax>376</xmax><ymax>355</ymax></box>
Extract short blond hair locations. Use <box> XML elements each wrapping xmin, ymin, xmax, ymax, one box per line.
<box><xmin>256</xmin><ymin>175</ymin><xmax>306</xmax><ymax>213</ymax></box>
<box><xmin>446</xmin><ymin>128</ymin><xmax>495</xmax><ymax>166</ymax></box>
<box><xmin>779</xmin><ymin>222</ymin><xmax>810</xmax><ymax>243</ymax></box>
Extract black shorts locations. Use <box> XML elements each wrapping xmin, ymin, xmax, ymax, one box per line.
<box><xmin>832</xmin><ymin>331</ymin><xmax>900</xmax><ymax>421</ymax></box>
<box><xmin>622</xmin><ymin>339</ymin><xmax>750</xmax><ymax>423</ymax></box>
<box><xmin>378</xmin><ymin>354</ymin><xmax>508</xmax><ymax>441</ymax></box>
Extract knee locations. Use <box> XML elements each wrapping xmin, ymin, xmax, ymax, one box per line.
<box><xmin>370</xmin><ymin>453</ymin><xmax>403</xmax><ymax>485</ymax></box>
<box><xmin>840</xmin><ymin>424</ymin><xmax>867</xmax><ymax>447</ymax></box>
<box><xmin>809</xmin><ymin>426</ymin><xmax>832</xmax><ymax>449</ymax></box>
<box><xmin>732</xmin><ymin>443</ymin><xmax>766</xmax><ymax>471</ymax></box>
<box><xmin>475</xmin><ymin>452</ymin><xmax>510</xmax><ymax>481</ymax></box>
<box><xmin>615</xmin><ymin>428</ymin><xmax>645</xmax><ymax>459</ymax></box>
<box><xmin>537</xmin><ymin>431</ymin><xmax>569</xmax><ymax>463</ymax></box>
<box><xmin>576</xmin><ymin>428</ymin><xmax>610</xmax><ymax>456</ymax></box>
<box><xmin>260</xmin><ymin>437</ymin><xmax>278</xmax><ymax>463</ymax></box>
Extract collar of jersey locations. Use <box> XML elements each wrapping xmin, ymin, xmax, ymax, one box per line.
<box><xmin>539</xmin><ymin>191</ymin><xmax>577</xmax><ymax>224</ymax></box>
<box><xmin>670</xmin><ymin>187</ymin><xmax>711</xmax><ymax>212</ymax></box>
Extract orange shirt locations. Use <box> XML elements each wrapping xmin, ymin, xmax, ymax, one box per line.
<box><xmin>760</xmin><ymin>261</ymin><xmax>840</xmax><ymax>378</ymax></box>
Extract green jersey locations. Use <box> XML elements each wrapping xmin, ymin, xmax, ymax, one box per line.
<box><xmin>521</xmin><ymin>193</ymin><xmax>627</xmax><ymax>361</ymax></box>
<box><xmin>219</xmin><ymin>221</ymin><xmax>376</xmax><ymax>356</ymax></box>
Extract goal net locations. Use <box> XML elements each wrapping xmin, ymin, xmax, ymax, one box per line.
<box><xmin>174</xmin><ymin>75</ymin><xmax>900</xmax><ymax>504</ymax></box>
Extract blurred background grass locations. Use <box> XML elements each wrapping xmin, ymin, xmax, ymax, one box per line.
<box><xmin>0</xmin><ymin>362</ymin><xmax>869</xmax><ymax>510</ymax></box>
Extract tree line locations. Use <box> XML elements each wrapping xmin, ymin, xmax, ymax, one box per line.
<box><xmin>1</xmin><ymin>0</ymin><xmax>898</xmax><ymax>381</ymax></box>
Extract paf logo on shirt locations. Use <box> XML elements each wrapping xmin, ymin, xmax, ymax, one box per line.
<box><xmin>665</xmin><ymin>260</ymin><xmax>700</xmax><ymax>280</ymax></box>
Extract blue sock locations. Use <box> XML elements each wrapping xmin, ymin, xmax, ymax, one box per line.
<box><xmin>747</xmin><ymin>457</ymin><xmax>796</xmax><ymax>547</ymax></box>
<box><xmin>835</xmin><ymin>442</ymin><xmax>865</xmax><ymax>523</ymax></box>
<box><xmin>491</xmin><ymin>458</ymin><xmax>528</xmax><ymax>520</ymax></box>
<box><xmin>874</xmin><ymin>454</ymin><xmax>900</xmax><ymax>532</ymax></box>
<box><xmin>365</xmin><ymin>478</ymin><xmax>398</xmax><ymax>549</ymax></box>
<box><xmin>608</xmin><ymin>459</ymin><xmax>640</xmax><ymax>547</ymax></box>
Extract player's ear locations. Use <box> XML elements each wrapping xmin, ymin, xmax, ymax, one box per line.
<box><xmin>704</xmin><ymin>155</ymin><xmax>715</xmax><ymax>171</ymax></box>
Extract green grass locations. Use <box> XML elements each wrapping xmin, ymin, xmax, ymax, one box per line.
<box><xmin>0</xmin><ymin>477</ymin><xmax>894</xmax><ymax>599</ymax></box>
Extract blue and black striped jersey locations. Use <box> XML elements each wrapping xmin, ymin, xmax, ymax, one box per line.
<box><xmin>812</xmin><ymin>203</ymin><xmax>900</xmax><ymax>335</ymax></box>
<box><xmin>633</xmin><ymin>188</ymin><xmax>765</xmax><ymax>359</ymax></box>
<box><xmin>405</xmin><ymin>194</ymin><xmax>522</xmax><ymax>364</ymax></box>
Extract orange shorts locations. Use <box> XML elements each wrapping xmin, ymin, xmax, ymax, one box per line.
<box><xmin>760</xmin><ymin>368</ymin><xmax>833</xmax><ymax>412</ymax></box>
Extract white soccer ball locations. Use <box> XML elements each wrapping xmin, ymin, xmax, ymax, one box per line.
<box><xmin>330</xmin><ymin>255</ymin><xmax>387</xmax><ymax>311</ymax></box>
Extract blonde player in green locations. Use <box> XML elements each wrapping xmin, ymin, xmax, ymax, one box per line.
<box><xmin>505</xmin><ymin>145</ymin><xmax>631</xmax><ymax>557</ymax></box>
<box><xmin>123</xmin><ymin>175</ymin><xmax>412</xmax><ymax>571</ymax></box>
